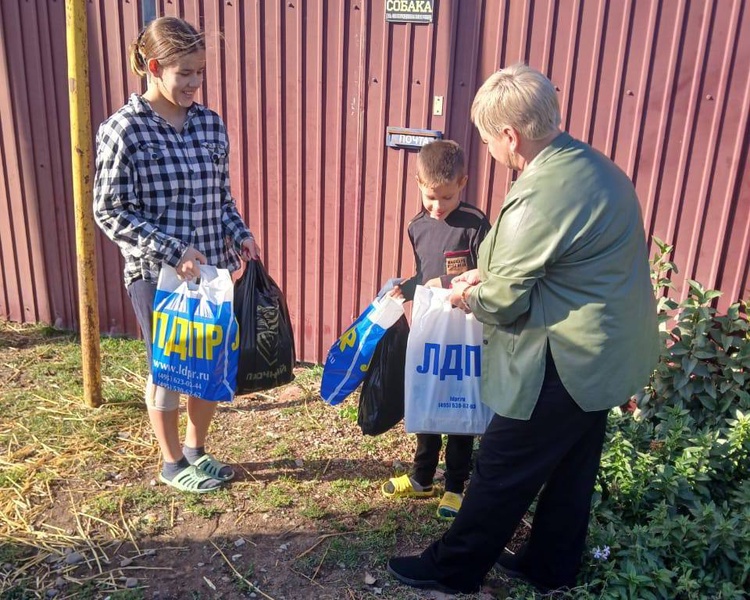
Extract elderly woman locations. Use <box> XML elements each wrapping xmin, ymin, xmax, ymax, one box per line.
<box><xmin>387</xmin><ymin>64</ymin><xmax>659</xmax><ymax>594</ymax></box>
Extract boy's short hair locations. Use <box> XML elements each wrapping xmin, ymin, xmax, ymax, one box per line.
<box><xmin>417</xmin><ymin>140</ymin><xmax>466</xmax><ymax>186</ymax></box>
<box><xmin>471</xmin><ymin>63</ymin><xmax>561</xmax><ymax>141</ymax></box>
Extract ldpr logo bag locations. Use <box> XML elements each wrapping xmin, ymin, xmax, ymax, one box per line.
<box><xmin>404</xmin><ymin>285</ymin><xmax>494</xmax><ymax>435</ymax></box>
<box><xmin>320</xmin><ymin>294</ymin><xmax>405</xmax><ymax>405</ymax></box>
<box><xmin>151</xmin><ymin>265</ymin><xmax>239</xmax><ymax>402</ymax></box>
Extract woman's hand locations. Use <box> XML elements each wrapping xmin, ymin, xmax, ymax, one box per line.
<box><xmin>449</xmin><ymin>281</ymin><xmax>474</xmax><ymax>313</ymax></box>
<box><xmin>452</xmin><ymin>269</ymin><xmax>481</xmax><ymax>286</ymax></box>
<box><xmin>176</xmin><ymin>247</ymin><xmax>207</xmax><ymax>280</ymax></box>
<box><xmin>241</xmin><ymin>238</ymin><xmax>259</xmax><ymax>261</ymax></box>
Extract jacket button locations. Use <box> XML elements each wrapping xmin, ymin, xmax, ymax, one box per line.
<box><xmin>483</xmin><ymin>339</ymin><xmax>488</xmax><ymax>345</ymax></box>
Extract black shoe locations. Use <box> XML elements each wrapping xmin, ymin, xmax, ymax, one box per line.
<box><xmin>387</xmin><ymin>556</ymin><xmax>476</xmax><ymax>595</ymax></box>
<box><xmin>495</xmin><ymin>550</ymin><xmax>554</xmax><ymax>594</ymax></box>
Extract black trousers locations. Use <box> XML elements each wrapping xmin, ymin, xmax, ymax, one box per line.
<box><xmin>412</xmin><ymin>433</ymin><xmax>474</xmax><ymax>493</ymax></box>
<box><xmin>421</xmin><ymin>353</ymin><xmax>608</xmax><ymax>590</ymax></box>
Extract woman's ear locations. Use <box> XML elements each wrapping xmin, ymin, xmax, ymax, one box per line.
<box><xmin>147</xmin><ymin>58</ymin><xmax>161</xmax><ymax>78</ymax></box>
<box><xmin>503</xmin><ymin>126</ymin><xmax>519</xmax><ymax>152</ymax></box>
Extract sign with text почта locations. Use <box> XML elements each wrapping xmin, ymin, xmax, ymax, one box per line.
<box><xmin>386</xmin><ymin>127</ymin><xmax>442</xmax><ymax>149</ymax></box>
<box><xmin>386</xmin><ymin>0</ymin><xmax>434</xmax><ymax>23</ymax></box>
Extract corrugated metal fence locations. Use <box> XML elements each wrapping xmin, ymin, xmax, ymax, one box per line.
<box><xmin>1</xmin><ymin>0</ymin><xmax>748</xmax><ymax>363</ymax></box>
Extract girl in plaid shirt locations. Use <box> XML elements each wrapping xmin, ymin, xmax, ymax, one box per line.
<box><xmin>94</xmin><ymin>17</ymin><xmax>256</xmax><ymax>493</ymax></box>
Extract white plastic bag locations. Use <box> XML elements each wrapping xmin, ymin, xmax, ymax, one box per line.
<box><xmin>151</xmin><ymin>265</ymin><xmax>239</xmax><ymax>401</ymax></box>
<box><xmin>404</xmin><ymin>285</ymin><xmax>494</xmax><ymax>435</ymax></box>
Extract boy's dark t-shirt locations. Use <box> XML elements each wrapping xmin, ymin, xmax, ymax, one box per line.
<box><xmin>399</xmin><ymin>202</ymin><xmax>491</xmax><ymax>301</ymax></box>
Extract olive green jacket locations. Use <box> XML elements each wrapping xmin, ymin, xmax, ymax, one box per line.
<box><xmin>465</xmin><ymin>132</ymin><xmax>659</xmax><ymax>419</ymax></box>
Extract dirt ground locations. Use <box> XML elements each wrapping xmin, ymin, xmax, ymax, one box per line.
<box><xmin>0</xmin><ymin>324</ymin><xmax>534</xmax><ymax>600</ymax></box>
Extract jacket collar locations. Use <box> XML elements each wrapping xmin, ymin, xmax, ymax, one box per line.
<box><xmin>515</xmin><ymin>131</ymin><xmax>574</xmax><ymax>184</ymax></box>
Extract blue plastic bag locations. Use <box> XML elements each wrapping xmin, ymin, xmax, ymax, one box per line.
<box><xmin>320</xmin><ymin>294</ymin><xmax>404</xmax><ymax>405</ymax></box>
<box><xmin>151</xmin><ymin>265</ymin><xmax>239</xmax><ymax>401</ymax></box>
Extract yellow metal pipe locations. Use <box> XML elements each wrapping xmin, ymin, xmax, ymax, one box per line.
<box><xmin>66</xmin><ymin>0</ymin><xmax>102</xmax><ymax>408</ymax></box>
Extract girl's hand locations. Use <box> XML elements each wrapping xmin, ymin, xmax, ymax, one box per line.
<box><xmin>241</xmin><ymin>238</ymin><xmax>259</xmax><ymax>261</ymax></box>
<box><xmin>176</xmin><ymin>247</ymin><xmax>207</xmax><ymax>280</ymax></box>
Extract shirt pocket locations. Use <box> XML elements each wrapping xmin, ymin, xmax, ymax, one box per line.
<box><xmin>199</xmin><ymin>141</ymin><xmax>229</xmax><ymax>191</ymax></box>
<box><xmin>134</xmin><ymin>142</ymin><xmax>180</xmax><ymax>218</ymax></box>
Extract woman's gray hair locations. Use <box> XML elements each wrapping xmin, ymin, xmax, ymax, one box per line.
<box><xmin>471</xmin><ymin>64</ymin><xmax>561</xmax><ymax>141</ymax></box>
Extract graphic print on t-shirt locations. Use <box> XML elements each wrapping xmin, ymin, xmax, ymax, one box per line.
<box><xmin>445</xmin><ymin>249</ymin><xmax>470</xmax><ymax>275</ymax></box>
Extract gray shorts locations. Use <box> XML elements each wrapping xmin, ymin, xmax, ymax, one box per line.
<box><xmin>126</xmin><ymin>279</ymin><xmax>180</xmax><ymax>411</ymax></box>
<box><xmin>126</xmin><ymin>279</ymin><xmax>156</xmax><ymax>368</ymax></box>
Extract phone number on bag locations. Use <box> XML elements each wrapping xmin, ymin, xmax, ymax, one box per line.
<box><xmin>438</xmin><ymin>401</ymin><xmax>477</xmax><ymax>409</ymax></box>
<box><xmin>154</xmin><ymin>372</ymin><xmax>206</xmax><ymax>394</ymax></box>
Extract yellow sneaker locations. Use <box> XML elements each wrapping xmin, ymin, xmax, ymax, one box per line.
<box><xmin>436</xmin><ymin>491</ymin><xmax>463</xmax><ymax>519</ymax></box>
<box><xmin>381</xmin><ymin>474</ymin><xmax>435</xmax><ymax>498</ymax></box>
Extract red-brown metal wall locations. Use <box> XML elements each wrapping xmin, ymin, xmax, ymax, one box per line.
<box><xmin>1</xmin><ymin>0</ymin><xmax>748</xmax><ymax>363</ymax></box>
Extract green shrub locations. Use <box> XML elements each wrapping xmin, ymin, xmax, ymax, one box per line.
<box><xmin>570</xmin><ymin>238</ymin><xmax>750</xmax><ymax>599</ymax></box>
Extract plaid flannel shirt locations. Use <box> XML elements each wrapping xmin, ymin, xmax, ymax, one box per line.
<box><xmin>94</xmin><ymin>94</ymin><xmax>252</xmax><ymax>287</ymax></box>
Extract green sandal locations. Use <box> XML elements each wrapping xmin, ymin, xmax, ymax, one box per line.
<box><xmin>193</xmin><ymin>454</ymin><xmax>235</xmax><ymax>482</ymax></box>
<box><xmin>159</xmin><ymin>465</ymin><xmax>222</xmax><ymax>494</ymax></box>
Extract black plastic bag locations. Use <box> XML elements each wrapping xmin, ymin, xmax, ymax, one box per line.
<box><xmin>358</xmin><ymin>315</ymin><xmax>409</xmax><ymax>435</ymax></box>
<box><xmin>234</xmin><ymin>260</ymin><xmax>296</xmax><ymax>393</ymax></box>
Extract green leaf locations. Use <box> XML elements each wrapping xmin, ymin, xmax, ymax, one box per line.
<box><xmin>682</xmin><ymin>356</ymin><xmax>698</xmax><ymax>375</ymax></box>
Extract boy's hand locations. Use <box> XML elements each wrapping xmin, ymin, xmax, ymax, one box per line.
<box><xmin>424</xmin><ymin>277</ymin><xmax>442</xmax><ymax>288</ymax></box>
<box><xmin>387</xmin><ymin>285</ymin><xmax>405</xmax><ymax>300</ymax></box>
<box><xmin>452</xmin><ymin>268</ymin><xmax>481</xmax><ymax>286</ymax></box>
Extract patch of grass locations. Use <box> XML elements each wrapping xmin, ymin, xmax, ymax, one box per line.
<box><xmin>270</xmin><ymin>440</ymin><xmax>293</xmax><ymax>459</ymax></box>
<box><xmin>299</xmin><ymin>500</ymin><xmax>327</xmax><ymax>519</ymax></box>
<box><xmin>328</xmin><ymin>477</ymin><xmax>375</xmax><ymax>514</ymax></box>
<box><xmin>0</xmin><ymin>586</ymin><xmax>31</xmax><ymax>600</ymax></box>
<box><xmin>337</xmin><ymin>403</ymin><xmax>358</xmax><ymax>423</ymax></box>
<box><xmin>0</xmin><ymin>466</ymin><xmax>27</xmax><ymax>488</ymax></box>
<box><xmin>85</xmin><ymin>492</ymin><xmax>120</xmax><ymax>517</ymax></box>
<box><xmin>0</xmin><ymin>544</ymin><xmax>30</xmax><ymax>564</ymax></box>
<box><xmin>109</xmin><ymin>590</ymin><xmax>145</xmax><ymax>600</ymax></box>
<box><xmin>123</xmin><ymin>486</ymin><xmax>170</xmax><ymax>512</ymax></box>
<box><xmin>255</xmin><ymin>483</ymin><xmax>294</xmax><ymax>509</ymax></box>
<box><xmin>326</xmin><ymin>536</ymin><xmax>362</xmax><ymax>569</ymax></box>
<box><xmin>294</xmin><ymin>364</ymin><xmax>323</xmax><ymax>388</ymax></box>
<box><xmin>182</xmin><ymin>491</ymin><xmax>229</xmax><ymax>519</ymax></box>
<box><xmin>329</xmin><ymin>477</ymin><xmax>371</xmax><ymax>493</ymax></box>
<box><xmin>295</xmin><ymin>522</ymin><xmax>400</xmax><ymax>575</ymax></box>
<box><xmin>67</xmin><ymin>581</ymin><xmax>99</xmax><ymax>599</ymax></box>
<box><xmin>235</xmin><ymin>564</ymin><xmax>256</xmax><ymax>593</ymax></box>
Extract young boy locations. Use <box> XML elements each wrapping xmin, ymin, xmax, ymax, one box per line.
<box><xmin>382</xmin><ymin>140</ymin><xmax>491</xmax><ymax>518</ymax></box>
